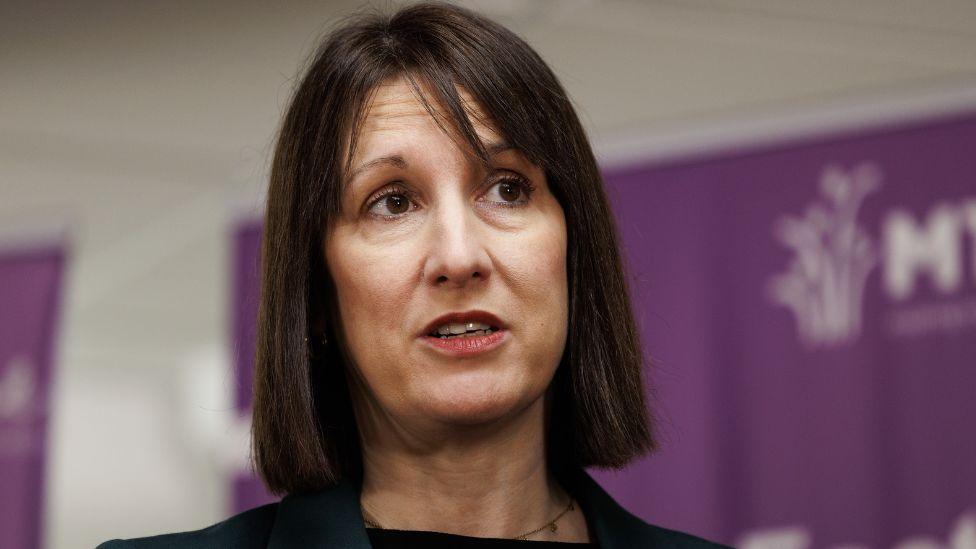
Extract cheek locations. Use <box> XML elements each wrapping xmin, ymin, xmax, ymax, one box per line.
<box><xmin>510</xmin><ymin>215</ymin><xmax>567</xmax><ymax>300</ymax></box>
<box><xmin>503</xmin><ymin>217</ymin><xmax>569</xmax><ymax>355</ymax></box>
<box><xmin>327</xmin><ymin>234</ymin><xmax>418</xmax><ymax>365</ymax></box>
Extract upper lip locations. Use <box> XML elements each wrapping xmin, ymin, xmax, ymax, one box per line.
<box><xmin>420</xmin><ymin>310</ymin><xmax>507</xmax><ymax>336</ymax></box>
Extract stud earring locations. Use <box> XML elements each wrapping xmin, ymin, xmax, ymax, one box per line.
<box><xmin>303</xmin><ymin>332</ymin><xmax>328</xmax><ymax>344</ymax></box>
<box><xmin>304</xmin><ymin>331</ymin><xmax>328</xmax><ymax>359</ymax></box>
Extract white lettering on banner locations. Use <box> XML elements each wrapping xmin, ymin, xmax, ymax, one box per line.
<box><xmin>893</xmin><ymin>538</ymin><xmax>946</xmax><ymax>549</ymax></box>
<box><xmin>0</xmin><ymin>354</ymin><xmax>34</xmax><ymax>420</ymax></box>
<box><xmin>887</xmin><ymin>297</ymin><xmax>976</xmax><ymax>338</ymax></box>
<box><xmin>767</xmin><ymin>163</ymin><xmax>882</xmax><ymax>348</ymax></box>
<box><xmin>738</xmin><ymin>527</ymin><xmax>812</xmax><ymax>549</ymax></box>
<box><xmin>737</xmin><ymin>510</ymin><xmax>976</xmax><ymax>549</ymax></box>
<box><xmin>884</xmin><ymin>205</ymin><xmax>964</xmax><ymax>300</ymax></box>
<box><xmin>769</xmin><ymin>162</ymin><xmax>976</xmax><ymax>347</ymax></box>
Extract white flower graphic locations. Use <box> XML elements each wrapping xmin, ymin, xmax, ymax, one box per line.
<box><xmin>767</xmin><ymin>163</ymin><xmax>882</xmax><ymax>348</ymax></box>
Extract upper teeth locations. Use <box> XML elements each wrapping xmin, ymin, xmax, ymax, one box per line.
<box><xmin>436</xmin><ymin>321</ymin><xmax>492</xmax><ymax>335</ymax></box>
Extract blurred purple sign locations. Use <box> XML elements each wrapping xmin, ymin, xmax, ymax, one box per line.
<box><xmin>0</xmin><ymin>245</ymin><xmax>65</xmax><ymax>549</ymax></box>
<box><xmin>230</xmin><ymin>221</ymin><xmax>277</xmax><ymax>512</ymax></box>
<box><xmin>594</xmin><ymin>113</ymin><xmax>976</xmax><ymax>547</ymax></box>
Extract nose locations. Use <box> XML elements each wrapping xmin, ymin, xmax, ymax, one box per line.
<box><xmin>423</xmin><ymin>193</ymin><xmax>492</xmax><ymax>289</ymax></box>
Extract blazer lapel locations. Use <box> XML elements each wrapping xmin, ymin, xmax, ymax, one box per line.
<box><xmin>267</xmin><ymin>480</ymin><xmax>372</xmax><ymax>549</ymax></box>
<box><xmin>572</xmin><ymin>468</ymin><xmax>657</xmax><ymax>549</ymax></box>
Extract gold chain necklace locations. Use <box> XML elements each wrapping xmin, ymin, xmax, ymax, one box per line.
<box><xmin>361</xmin><ymin>498</ymin><xmax>576</xmax><ymax>541</ymax></box>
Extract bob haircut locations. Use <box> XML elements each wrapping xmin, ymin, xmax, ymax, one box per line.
<box><xmin>252</xmin><ymin>1</ymin><xmax>654</xmax><ymax>496</ymax></box>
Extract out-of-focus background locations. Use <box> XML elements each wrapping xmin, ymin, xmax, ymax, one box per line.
<box><xmin>2</xmin><ymin>1</ymin><xmax>976</xmax><ymax>548</ymax></box>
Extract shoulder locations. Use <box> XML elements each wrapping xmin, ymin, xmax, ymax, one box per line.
<box><xmin>598</xmin><ymin>497</ymin><xmax>730</xmax><ymax>548</ymax></box>
<box><xmin>629</xmin><ymin>520</ymin><xmax>731</xmax><ymax>548</ymax></box>
<box><xmin>571</xmin><ymin>470</ymin><xmax>730</xmax><ymax>548</ymax></box>
<box><xmin>95</xmin><ymin>502</ymin><xmax>279</xmax><ymax>549</ymax></box>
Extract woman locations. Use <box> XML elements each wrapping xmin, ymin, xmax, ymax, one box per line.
<box><xmin>100</xmin><ymin>2</ymin><xmax>726</xmax><ymax>547</ymax></box>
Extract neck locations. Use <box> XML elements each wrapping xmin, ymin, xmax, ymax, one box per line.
<box><xmin>356</xmin><ymin>397</ymin><xmax>585</xmax><ymax>541</ymax></box>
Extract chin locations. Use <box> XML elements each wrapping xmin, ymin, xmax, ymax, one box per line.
<box><xmin>422</xmin><ymin>372</ymin><xmax>541</xmax><ymax>427</ymax></box>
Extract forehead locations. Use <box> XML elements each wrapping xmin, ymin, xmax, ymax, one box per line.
<box><xmin>352</xmin><ymin>78</ymin><xmax>500</xmax><ymax>156</ymax></box>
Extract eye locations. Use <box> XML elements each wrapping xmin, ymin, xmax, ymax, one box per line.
<box><xmin>366</xmin><ymin>185</ymin><xmax>418</xmax><ymax>219</ymax></box>
<box><xmin>481</xmin><ymin>174</ymin><xmax>535</xmax><ymax>207</ymax></box>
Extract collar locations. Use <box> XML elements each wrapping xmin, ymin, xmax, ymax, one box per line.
<box><xmin>267</xmin><ymin>479</ymin><xmax>371</xmax><ymax>548</ymax></box>
<box><xmin>266</xmin><ymin>468</ymin><xmax>647</xmax><ymax>549</ymax></box>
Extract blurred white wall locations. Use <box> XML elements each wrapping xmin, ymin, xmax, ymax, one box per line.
<box><xmin>1</xmin><ymin>1</ymin><xmax>975</xmax><ymax>547</ymax></box>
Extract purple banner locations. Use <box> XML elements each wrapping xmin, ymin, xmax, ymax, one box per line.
<box><xmin>593</xmin><ymin>113</ymin><xmax>976</xmax><ymax>547</ymax></box>
<box><xmin>230</xmin><ymin>221</ymin><xmax>277</xmax><ymax>512</ymax></box>
<box><xmin>0</xmin><ymin>244</ymin><xmax>65</xmax><ymax>549</ymax></box>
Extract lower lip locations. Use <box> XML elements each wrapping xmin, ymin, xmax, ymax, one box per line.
<box><xmin>421</xmin><ymin>329</ymin><xmax>507</xmax><ymax>357</ymax></box>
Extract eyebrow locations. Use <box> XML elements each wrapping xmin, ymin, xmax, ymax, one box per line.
<box><xmin>343</xmin><ymin>140</ymin><xmax>514</xmax><ymax>187</ymax></box>
<box><xmin>344</xmin><ymin>155</ymin><xmax>408</xmax><ymax>186</ymax></box>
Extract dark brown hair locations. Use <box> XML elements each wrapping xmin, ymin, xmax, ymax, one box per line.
<box><xmin>252</xmin><ymin>1</ymin><xmax>654</xmax><ymax>496</ymax></box>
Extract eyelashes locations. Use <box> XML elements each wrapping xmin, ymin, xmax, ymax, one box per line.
<box><xmin>364</xmin><ymin>174</ymin><xmax>537</xmax><ymax>221</ymax></box>
<box><xmin>479</xmin><ymin>175</ymin><xmax>536</xmax><ymax>208</ymax></box>
<box><xmin>366</xmin><ymin>185</ymin><xmax>421</xmax><ymax>218</ymax></box>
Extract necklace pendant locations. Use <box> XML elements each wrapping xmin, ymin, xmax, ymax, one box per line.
<box><xmin>549</xmin><ymin>522</ymin><xmax>557</xmax><ymax>532</ymax></box>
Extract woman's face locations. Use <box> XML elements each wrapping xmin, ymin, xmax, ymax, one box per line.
<box><xmin>324</xmin><ymin>78</ymin><xmax>568</xmax><ymax>431</ymax></box>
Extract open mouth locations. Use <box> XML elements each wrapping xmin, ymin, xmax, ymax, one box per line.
<box><xmin>427</xmin><ymin>322</ymin><xmax>501</xmax><ymax>339</ymax></box>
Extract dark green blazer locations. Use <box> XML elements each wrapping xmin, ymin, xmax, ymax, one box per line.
<box><xmin>97</xmin><ymin>469</ymin><xmax>729</xmax><ymax>548</ymax></box>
